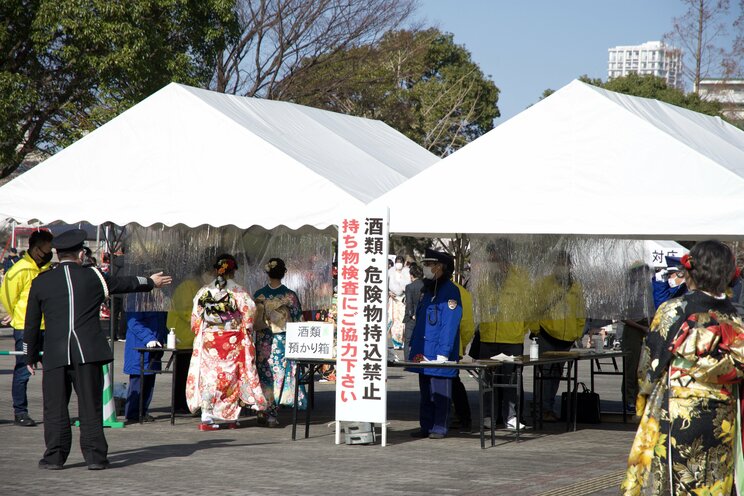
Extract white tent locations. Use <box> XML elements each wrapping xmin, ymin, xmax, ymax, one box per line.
<box><xmin>0</xmin><ymin>83</ymin><xmax>438</xmax><ymax>230</ymax></box>
<box><xmin>371</xmin><ymin>80</ymin><xmax>744</xmax><ymax>239</ymax></box>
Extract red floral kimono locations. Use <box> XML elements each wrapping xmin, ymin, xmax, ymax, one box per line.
<box><xmin>186</xmin><ymin>280</ymin><xmax>266</xmax><ymax>422</ymax></box>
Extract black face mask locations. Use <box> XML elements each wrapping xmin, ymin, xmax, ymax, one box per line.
<box><xmin>36</xmin><ymin>249</ymin><xmax>53</xmax><ymax>267</ymax></box>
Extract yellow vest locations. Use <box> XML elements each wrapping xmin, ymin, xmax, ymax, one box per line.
<box><xmin>535</xmin><ymin>276</ymin><xmax>586</xmax><ymax>342</ymax></box>
<box><xmin>477</xmin><ymin>267</ymin><xmax>535</xmax><ymax>344</ymax></box>
<box><xmin>453</xmin><ymin>281</ymin><xmax>475</xmax><ymax>356</ymax></box>
<box><xmin>166</xmin><ymin>277</ymin><xmax>202</xmax><ymax>348</ymax></box>
<box><xmin>0</xmin><ymin>253</ymin><xmax>50</xmax><ymax>330</ymax></box>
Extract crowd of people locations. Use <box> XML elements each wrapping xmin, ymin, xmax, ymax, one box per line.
<box><xmin>5</xmin><ymin>229</ymin><xmax>744</xmax><ymax>493</ymax></box>
<box><xmin>0</xmin><ymin>228</ymin><xmax>312</xmax><ymax>468</ymax></box>
<box><xmin>391</xmin><ymin>241</ymin><xmax>744</xmax><ymax>494</ymax></box>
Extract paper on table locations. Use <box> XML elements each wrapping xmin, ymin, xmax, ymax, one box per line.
<box><xmin>421</xmin><ymin>356</ymin><xmax>454</xmax><ymax>364</ymax></box>
<box><xmin>490</xmin><ymin>353</ymin><xmax>516</xmax><ymax>361</ymax></box>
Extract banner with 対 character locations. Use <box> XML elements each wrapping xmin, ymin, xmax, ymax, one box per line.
<box><xmin>335</xmin><ymin>209</ymin><xmax>389</xmax><ymax>443</ymax></box>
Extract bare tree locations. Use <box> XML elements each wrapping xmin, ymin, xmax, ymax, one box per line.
<box><xmin>665</xmin><ymin>0</ymin><xmax>733</xmax><ymax>93</ymax></box>
<box><xmin>211</xmin><ymin>0</ymin><xmax>417</xmax><ymax>98</ymax></box>
<box><xmin>722</xmin><ymin>0</ymin><xmax>744</xmax><ymax>77</ymax></box>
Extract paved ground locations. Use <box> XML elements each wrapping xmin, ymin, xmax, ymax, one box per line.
<box><xmin>0</xmin><ymin>336</ymin><xmax>635</xmax><ymax>495</ymax></box>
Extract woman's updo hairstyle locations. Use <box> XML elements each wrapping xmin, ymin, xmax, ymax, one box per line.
<box><xmin>684</xmin><ymin>240</ymin><xmax>735</xmax><ymax>295</ymax></box>
<box><xmin>264</xmin><ymin>257</ymin><xmax>287</xmax><ymax>280</ymax></box>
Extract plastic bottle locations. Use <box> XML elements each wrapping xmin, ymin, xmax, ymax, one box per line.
<box><xmin>167</xmin><ymin>328</ymin><xmax>176</xmax><ymax>349</ymax></box>
<box><xmin>530</xmin><ymin>338</ymin><xmax>539</xmax><ymax>360</ymax></box>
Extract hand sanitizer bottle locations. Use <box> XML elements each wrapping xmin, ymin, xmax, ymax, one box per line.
<box><xmin>167</xmin><ymin>328</ymin><xmax>176</xmax><ymax>349</ymax></box>
<box><xmin>530</xmin><ymin>338</ymin><xmax>539</xmax><ymax>360</ymax></box>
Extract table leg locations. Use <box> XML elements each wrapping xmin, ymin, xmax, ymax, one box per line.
<box><xmin>170</xmin><ymin>351</ymin><xmax>176</xmax><ymax>426</ymax></box>
<box><xmin>516</xmin><ymin>366</ymin><xmax>522</xmax><ymax>442</ymax></box>
<box><xmin>489</xmin><ymin>369</ymin><xmax>495</xmax><ymax>447</ymax></box>
<box><xmin>304</xmin><ymin>365</ymin><xmax>313</xmax><ymax>439</ymax></box>
<box><xmin>479</xmin><ymin>368</ymin><xmax>485</xmax><ymax>449</ymax></box>
<box><xmin>292</xmin><ymin>362</ymin><xmax>301</xmax><ymax>441</ymax></box>
<box><xmin>590</xmin><ymin>359</ymin><xmax>595</xmax><ymax>392</ymax></box>
<box><xmin>621</xmin><ymin>355</ymin><xmax>627</xmax><ymax>423</ymax></box>
<box><xmin>139</xmin><ymin>352</ymin><xmax>145</xmax><ymax>425</ymax></box>
<box><xmin>572</xmin><ymin>359</ymin><xmax>578</xmax><ymax>432</ymax></box>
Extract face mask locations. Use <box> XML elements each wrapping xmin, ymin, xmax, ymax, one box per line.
<box><xmin>423</xmin><ymin>266</ymin><xmax>436</xmax><ymax>280</ymax></box>
<box><xmin>394</xmin><ymin>263</ymin><xmax>403</xmax><ymax>270</ymax></box>
<box><xmin>668</xmin><ymin>276</ymin><xmax>679</xmax><ymax>288</ymax></box>
<box><xmin>37</xmin><ymin>249</ymin><xmax>53</xmax><ymax>267</ymax></box>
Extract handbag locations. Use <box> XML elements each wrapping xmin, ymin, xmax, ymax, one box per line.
<box><xmin>560</xmin><ymin>382</ymin><xmax>601</xmax><ymax>424</ymax></box>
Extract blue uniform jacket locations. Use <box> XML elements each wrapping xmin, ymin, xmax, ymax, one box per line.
<box><xmin>407</xmin><ymin>279</ymin><xmax>462</xmax><ymax>378</ymax></box>
<box><xmin>123</xmin><ymin>311</ymin><xmax>168</xmax><ymax>375</ymax></box>
<box><xmin>651</xmin><ymin>279</ymin><xmax>686</xmax><ymax>309</ymax></box>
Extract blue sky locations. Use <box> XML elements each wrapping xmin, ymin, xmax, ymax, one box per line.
<box><xmin>420</xmin><ymin>0</ymin><xmax>737</xmax><ymax>124</ymax></box>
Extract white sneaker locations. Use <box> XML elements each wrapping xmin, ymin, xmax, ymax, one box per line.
<box><xmin>505</xmin><ymin>417</ymin><xmax>525</xmax><ymax>430</ymax></box>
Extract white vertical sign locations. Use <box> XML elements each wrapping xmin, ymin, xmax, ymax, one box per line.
<box><xmin>335</xmin><ymin>209</ymin><xmax>389</xmax><ymax>430</ymax></box>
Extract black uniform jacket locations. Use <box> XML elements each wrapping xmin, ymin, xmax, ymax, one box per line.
<box><xmin>24</xmin><ymin>262</ymin><xmax>154</xmax><ymax>370</ymax></box>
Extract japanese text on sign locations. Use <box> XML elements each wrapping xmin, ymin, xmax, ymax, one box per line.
<box><xmin>336</xmin><ymin>209</ymin><xmax>388</xmax><ymax>424</ymax></box>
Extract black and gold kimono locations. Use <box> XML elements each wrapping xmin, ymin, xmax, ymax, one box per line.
<box><xmin>621</xmin><ymin>290</ymin><xmax>744</xmax><ymax>496</ymax></box>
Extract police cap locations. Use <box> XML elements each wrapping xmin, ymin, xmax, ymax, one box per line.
<box><xmin>52</xmin><ymin>229</ymin><xmax>87</xmax><ymax>252</ymax></box>
<box><xmin>421</xmin><ymin>248</ymin><xmax>454</xmax><ymax>270</ymax></box>
<box><xmin>665</xmin><ymin>256</ymin><xmax>682</xmax><ymax>271</ymax></box>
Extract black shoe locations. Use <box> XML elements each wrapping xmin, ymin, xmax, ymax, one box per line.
<box><xmin>428</xmin><ymin>432</ymin><xmax>446</xmax><ymax>439</ymax></box>
<box><xmin>15</xmin><ymin>413</ymin><xmax>36</xmax><ymax>427</ymax></box>
<box><xmin>409</xmin><ymin>430</ymin><xmax>429</xmax><ymax>438</ymax></box>
<box><xmin>125</xmin><ymin>414</ymin><xmax>155</xmax><ymax>424</ymax></box>
<box><xmin>87</xmin><ymin>460</ymin><xmax>110</xmax><ymax>470</ymax></box>
<box><xmin>38</xmin><ymin>459</ymin><xmax>63</xmax><ymax>470</ymax></box>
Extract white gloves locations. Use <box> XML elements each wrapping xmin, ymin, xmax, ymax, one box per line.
<box><xmin>655</xmin><ymin>269</ymin><xmax>667</xmax><ymax>282</ymax></box>
<box><xmin>436</xmin><ymin>355</ymin><xmax>448</xmax><ymax>362</ymax></box>
<box><xmin>146</xmin><ymin>341</ymin><xmax>161</xmax><ymax>348</ymax></box>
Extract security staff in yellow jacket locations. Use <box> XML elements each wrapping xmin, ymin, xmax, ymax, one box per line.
<box><xmin>534</xmin><ymin>251</ymin><xmax>585</xmax><ymax>421</ymax></box>
<box><xmin>166</xmin><ymin>259</ymin><xmax>212</xmax><ymax>412</ymax></box>
<box><xmin>477</xmin><ymin>242</ymin><xmax>535</xmax><ymax>430</ymax></box>
<box><xmin>0</xmin><ymin>230</ymin><xmax>53</xmax><ymax>426</ymax></box>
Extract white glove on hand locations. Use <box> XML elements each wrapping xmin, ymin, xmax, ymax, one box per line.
<box><xmin>435</xmin><ymin>355</ymin><xmax>448</xmax><ymax>363</ymax></box>
<box><xmin>146</xmin><ymin>340</ymin><xmax>161</xmax><ymax>348</ymax></box>
<box><xmin>655</xmin><ymin>269</ymin><xmax>667</xmax><ymax>282</ymax></box>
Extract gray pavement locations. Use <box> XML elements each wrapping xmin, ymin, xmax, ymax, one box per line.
<box><xmin>0</xmin><ymin>336</ymin><xmax>635</xmax><ymax>495</ymax></box>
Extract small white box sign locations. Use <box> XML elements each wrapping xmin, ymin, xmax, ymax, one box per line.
<box><xmin>285</xmin><ymin>322</ymin><xmax>335</xmax><ymax>359</ymax></box>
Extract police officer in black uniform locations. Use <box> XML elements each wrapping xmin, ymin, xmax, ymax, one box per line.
<box><xmin>24</xmin><ymin>229</ymin><xmax>172</xmax><ymax>470</ymax></box>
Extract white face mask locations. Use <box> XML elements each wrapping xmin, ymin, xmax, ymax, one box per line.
<box><xmin>668</xmin><ymin>276</ymin><xmax>680</xmax><ymax>288</ymax></box>
<box><xmin>423</xmin><ymin>265</ymin><xmax>436</xmax><ymax>280</ymax></box>
<box><xmin>394</xmin><ymin>263</ymin><xmax>403</xmax><ymax>270</ymax></box>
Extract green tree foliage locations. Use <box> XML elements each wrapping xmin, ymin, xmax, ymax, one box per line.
<box><xmin>0</xmin><ymin>0</ymin><xmax>238</xmax><ymax>178</ymax></box>
<box><xmin>578</xmin><ymin>73</ymin><xmax>723</xmax><ymax>116</ymax></box>
<box><xmin>279</xmin><ymin>28</ymin><xmax>500</xmax><ymax>156</ymax></box>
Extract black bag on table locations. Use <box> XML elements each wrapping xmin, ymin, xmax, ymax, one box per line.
<box><xmin>560</xmin><ymin>382</ymin><xmax>601</xmax><ymax>424</ymax></box>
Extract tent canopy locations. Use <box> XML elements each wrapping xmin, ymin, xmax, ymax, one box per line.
<box><xmin>371</xmin><ymin>80</ymin><xmax>744</xmax><ymax>239</ymax></box>
<box><xmin>0</xmin><ymin>83</ymin><xmax>438</xmax><ymax>230</ymax></box>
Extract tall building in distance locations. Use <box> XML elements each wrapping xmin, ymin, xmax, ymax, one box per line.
<box><xmin>608</xmin><ymin>41</ymin><xmax>683</xmax><ymax>90</ymax></box>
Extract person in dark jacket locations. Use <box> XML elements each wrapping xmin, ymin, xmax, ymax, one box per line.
<box><xmin>651</xmin><ymin>256</ymin><xmax>687</xmax><ymax>309</ymax></box>
<box><xmin>123</xmin><ymin>311</ymin><xmax>168</xmax><ymax>423</ymax></box>
<box><xmin>24</xmin><ymin>229</ymin><xmax>171</xmax><ymax>470</ymax></box>
<box><xmin>407</xmin><ymin>249</ymin><xmax>462</xmax><ymax>439</ymax></box>
<box><xmin>402</xmin><ymin>262</ymin><xmax>424</xmax><ymax>360</ymax></box>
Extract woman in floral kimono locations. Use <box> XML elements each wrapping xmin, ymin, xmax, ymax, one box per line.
<box><xmin>253</xmin><ymin>258</ymin><xmax>306</xmax><ymax>427</ymax></box>
<box><xmin>621</xmin><ymin>240</ymin><xmax>744</xmax><ymax>495</ymax></box>
<box><xmin>388</xmin><ymin>255</ymin><xmax>410</xmax><ymax>349</ymax></box>
<box><xmin>186</xmin><ymin>254</ymin><xmax>266</xmax><ymax>430</ymax></box>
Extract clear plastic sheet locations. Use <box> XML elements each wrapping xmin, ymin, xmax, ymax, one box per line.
<box><xmin>114</xmin><ymin>224</ymin><xmax>335</xmax><ymax>313</ymax></box>
<box><xmin>468</xmin><ymin>236</ymin><xmax>656</xmax><ymax>326</ymax></box>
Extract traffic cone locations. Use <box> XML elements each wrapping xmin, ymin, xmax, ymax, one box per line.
<box><xmin>102</xmin><ymin>363</ymin><xmax>124</xmax><ymax>428</ymax></box>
